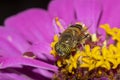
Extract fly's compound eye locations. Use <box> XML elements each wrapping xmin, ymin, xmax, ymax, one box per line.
<box><xmin>55</xmin><ymin>43</ymin><xmax>65</xmax><ymax>56</ymax></box>
<box><xmin>55</xmin><ymin>42</ymin><xmax>71</xmax><ymax>57</ymax></box>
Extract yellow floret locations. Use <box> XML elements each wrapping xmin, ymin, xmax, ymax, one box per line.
<box><xmin>100</xmin><ymin>24</ymin><xmax>120</xmax><ymax>42</ymax></box>
<box><xmin>80</xmin><ymin>24</ymin><xmax>120</xmax><ymax>71</ymax></box>
<box><xmin>91</xmin><ymin>33</ymin><xmax>98</xmax><ymax>42</ymax></box>
<box><xmin>50</xmin><ymin>34</ymin><xmax>59</xmax><ymax>57</ymax></box>
<box><xmin>57</xmin><ymin>60</ymin><xmax>62</xmax><ymax>67</ymax></box>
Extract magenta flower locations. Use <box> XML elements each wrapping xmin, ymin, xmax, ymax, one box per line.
<box><xmin>0</xmin><ymin>0</ymin><xmax>120</xmax><ymax>80</ymax></box>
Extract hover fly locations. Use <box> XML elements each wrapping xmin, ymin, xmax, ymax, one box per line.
<box><xmin>55</xmin><ymin>23</ymin><xmax>91</xmax><ymax>58</ymax></box>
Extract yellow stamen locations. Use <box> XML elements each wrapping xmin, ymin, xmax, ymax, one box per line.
<box><xmin>53</xmin><ymin>34</ymin><xmax>59</xmax><ymax>42</ymax></box>
<box><xmin>91</xmin><ymin>33</ymin><xmax>98</xmax><ymax>42</ymax></box>
<box><xmin>84</xmin><ymin>45</ymin><xmax>90</xmax><ymax>53</ymax></box>
<box><xmin>103</xmin><ymin>40</ymin><xmax>107</xmax><ymax>47</ymax></box>
<box><xmin>64</xmin><ymin>53</ymin><xmax>81</xmax><ymax>73</ymax></box>
<box><xmin>100</xmin><ymin>24</ymin><xmax>113</xmax><ymax>35</ymax></box>
<box><xmin>98</xmin><ymin>70</ymin><xmax>102</xmax><ymax>75</ymax></box>
<box><xmin>57</xmin><ymin>60</ymin><xmax>62</xmax><ymax>67</ymax></box>
<box><xmin>55</xmin><ymin>17</ymin><xmax>65</xmax><ymax>31</ymax></box>
<box><xmin>100</xmin><ymin>24</ymin><xmax>120</xmax><ymax>42</ymax></box>
<box><xmin>79</xmin><ymin>24</ymin><xmax>120</xmax><ymax>70</ymax></box>
<box><xmin>50</xmin><ymin>34</ymin><xmax>59</xmax><ymax>57</ymax></box>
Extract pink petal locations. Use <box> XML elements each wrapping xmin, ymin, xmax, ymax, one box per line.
<box><xmin>0</xmin><ymin>72</ymin><xmax>31</xmax><ymax>80</ymax></box>
<box><xmin>0</xmin><ymin>27</ymin><xmax>30</xmax><ymax>56</ymax></box>
<box><xmin>98</xmin><ymin>0</ymin><xmax>120</xmax><ymax>38</ymax></box>
<box><xmin>27</xmin><ymin>42</ymin><xmax>55</xmax><ymax>61</ymax></box>
<box><xmin>5</xmin><ymin>8</ymin><xmax>54</xmax><ymax>44</ymax></box>
<box><xmin>33</xmin><ymin>69</ymin><xmax>53</xmax><ymax>78</ymax></box>
<box><xmin>0</xmin><ymin>56</ymin><xmax>58</xmax><ymax>72</ymax></box>
<box><xmin>100</xmin><ymin>0</ymin><xmax>120</xmax><ymax>28</ymax></box>
<box><xmin>74</xmin><ymin>0</ymin><xmax>102</xmax><ymax>33</ymax></box>
<box><xmin>48</xmin><ymin>0</ymin><xmax>75</xmax><ymax>26</ymax></box>
<box><xmin>0</xmin><ymin>39</ymin><xmax>21</xmax><ymax>57</ymax></box>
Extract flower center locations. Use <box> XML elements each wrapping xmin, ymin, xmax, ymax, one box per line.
<box><xmin>51</xmin><ymin>19</ymin><xmax>120</xmax><ymax>79</ymax></box>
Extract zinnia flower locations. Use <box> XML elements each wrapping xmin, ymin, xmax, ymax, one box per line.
<box><xmin>0</xmin><ymin>0</ymin><xmax>120</xmax><ymax>80</ymax></box>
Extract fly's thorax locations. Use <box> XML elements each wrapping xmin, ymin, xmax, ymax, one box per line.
<box><xmin>59</xmin><ymin>29</ymin><xmax>79</xmax><ymax>49</ymax></box>
<box><xmin>70</xmin><ymin>24</ymin><xmax>90</xmax><ymax>42</ymax></box>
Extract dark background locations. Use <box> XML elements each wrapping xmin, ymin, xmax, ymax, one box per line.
<box><xmin>0</xmin><ymin>0</ymin><xmax>50</xmax><ymax>25</ymax></box>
